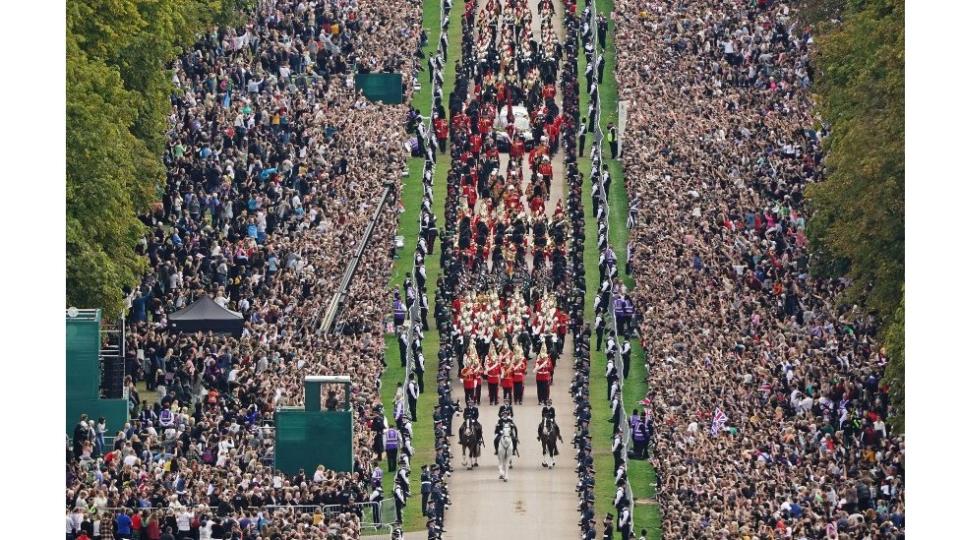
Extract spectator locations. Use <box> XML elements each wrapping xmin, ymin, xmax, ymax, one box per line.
<box><xmin>67</xmin><ymin>0</ymin><xmax>431</xmax><ymax>536</ymax></box>
<box><xmin>612</xmin><ymin>1</ymin><xmax>906</xmax><ymax>537</ymax></box>
<box><xmin>115</xmin><ymin>511</ymin><xmax>132</xmax><ymax>540</ymax></box>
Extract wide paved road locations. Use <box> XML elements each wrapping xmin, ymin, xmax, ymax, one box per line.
<box><xmin>444</xmin><ymin>339</ymin><xmax>578</xmax><ymax>539</ymax></box>
<box><xmin>443</xmin><ymin>0</ymin><xmax>580</xmax><ymax>537</ymax></box>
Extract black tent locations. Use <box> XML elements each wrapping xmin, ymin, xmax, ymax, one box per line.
<box><xmin>169</xmin><ymin>296</ymin><xmax>244</xmax><ymax>337</ymax></box>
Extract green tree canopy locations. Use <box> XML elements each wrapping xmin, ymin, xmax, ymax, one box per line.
<box><xmin>66</xmin><ymin>0</ymin><xmax>247</xmax><ymax>317</ymax></box>
<box><xmin>805</xmin><ymin>0</ymin><xmax>905</xmax><ymax>429</ymax></box>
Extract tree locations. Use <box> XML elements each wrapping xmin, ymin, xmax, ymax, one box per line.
<box><xmin>66</xmin><ymin>0</ymin><xmax>247</xmax><ymax>316</ymax></box>
<box><xmin>66</xmin><ymin>39</ymin><xmax>152</xmax><ymax>317</ymax></box>
<box><xmin>883</xmin><ymin>293</ymin><xmax>905</xmax><ymax>433</ymax></box>
<box><xmin>805</xmin><ymin>0</ymin><xmax>904</xmax><ymax>428</ymax></box>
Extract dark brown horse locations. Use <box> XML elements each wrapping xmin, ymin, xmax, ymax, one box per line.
<box><xmin>459</xmin><ymin>418</ymin><xmax>483</xmax><ymax>469</ymax></box>
<box><xmin>539</xmin><ymin>416</ymin><xmax>562</xmax><ymax>468</ymax></box>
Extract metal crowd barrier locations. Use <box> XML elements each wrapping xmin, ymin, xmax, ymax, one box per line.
<box><xmin>360</xmin><ymin>523</ymin><xmax>396</xmax><ymax>537</ymax></box>
<box><xmin>98</xmin><ymin>501</ymin><xmax>383</xmax><ymax>520</ymax></box>
<box><xmin>319</xmin><ymin>183</ymin><xmax>396</xmax><ymax>333</ymax></box>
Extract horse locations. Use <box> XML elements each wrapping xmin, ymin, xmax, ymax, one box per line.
<box><xmin>496</xmin><ymin>420</ymin><xmax>516</xmax><ymax>481</ymax></box>
<box><xmin>539</xmin><ymin>417</ymin><xmax>563</xmax><ymax>468</ymax></box>
<box><xmin>459</xmin><ymin>418</ymin><xmax>483</xmax><ymax>469</ymax></box>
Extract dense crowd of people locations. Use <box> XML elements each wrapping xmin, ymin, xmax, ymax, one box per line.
<box><xmin>66</xmin><ymin>0</ymin><xmax>438</xmax><ymax>538</ymax></box>
<box><xmin>613</xmin><ymin>1</ymin><xmax>906</xmax><ymax>538</ymax></box>
<box><xmin>64</xmin><ymin>0</ymin><xmax>910</xmax><ymax>538</ymax></box>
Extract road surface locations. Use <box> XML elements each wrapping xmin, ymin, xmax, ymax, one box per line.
<box><xmin>442</xmin><ymin>1</ymin><xmax>580</xmax><ymax>538</ymax></box>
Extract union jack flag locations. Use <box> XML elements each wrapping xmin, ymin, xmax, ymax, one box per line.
<box><xmin>711</xmin><ymin>407</ymin><xmax>728</xmax><ymax>437</ymax></box>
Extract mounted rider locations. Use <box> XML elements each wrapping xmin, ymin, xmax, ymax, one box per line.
<box><xmin>463</xmin><ymin>398</ymin><xmax>480</xmax><ymax>423</ymax></box>
<box><xmin>493</xmin><ymin>409</ymin><xmax>519</xmax><ymax>456</ymax></box>
<box><xmin>459</xmin><ymin>398</ymin><xmax>483</xmax><ymax>446</ymax></box>
<box><xmin>497</xmin><ymin>392</ymin><xmax>515</xmax><ymax>419</ymax></box>
<box><xmin>538</xmin><ymin>397</ymin><xmax>557</xmax><ymax>439</ymax></box>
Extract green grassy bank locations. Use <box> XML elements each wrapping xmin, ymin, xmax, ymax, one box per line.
<box><xmin>580</xmin><ymin>0</ymin><xmax>661</xmax><ymax>537</ymax></box>
<box><xmin>377</xmin><ymin>0</ymin><xmax>463</xmax><ymax>531</ymax></box>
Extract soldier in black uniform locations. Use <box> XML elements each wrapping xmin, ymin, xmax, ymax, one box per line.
<box><xmin>493</xmin><ymin>410</ymin><xmax>519</xmax><ymax>456</ymax></box>
<box><xmin>605</xmin><ymin>358</ymin><xmax>618</xmax><ymax>401</ymax></box>
<box><xmin>432</xmin><ymin>404</ymin><xmax>444</xmax><ymax>431</ymax></box>
<box><xmin>602</xmin><ymin>512</ymin><xmax>614</xmax><ymax>540</ymax></box>
<box><xmin>463</xmin><ymin>399</ymin><xmax>480</xmax><ymax>423</ymax></box>
<box><xmin>427</xmin><ymin>213</ymin><xmax>439</xmax><ymax>254</ymax></box>
<box><xmin>497</xmin><ymin>393</ymin><xmax>514</xmax><ymax>419</ymax></box>
<box><xmin>419</xmin><ymin>293</ymin><xmax>430</xmax><ymax>331</ymax></box>
<box><xmin>594</xmin><ymin>314</ymin><xmax>606</xmax><ymax>352</ymax></box>
<box><xmin>420</xmin><ymin>465</ymin><xmax>432</xmax><ymax>516</ymax></box>
<box><xmin>372</xmin><ymin>405</ymin><xmax>387</xmax><ymax>460</ymax></box>
<box><xmin>598</xmin><ymin>13</ymin><xmax>609</xmax><ymax>48</ymax></box>
<box><xmin>580</xmin><ymin>499</ymin><xmax>595</xmax><ymax>536</ymax></box>
<box><xmin>577</xmin><ymin>461</ymin><xmax>595</xmax><ymax>492</ymax></box>
<box><xmin>403</xmin><ymin>274</ymin><xmax>415</xmax><ymax>310</ymax></box>
<box><xmin>539</xmin><ymin>398</ymin><xmax>556</xmax><ymax>437</ymax></box>
<box><xmin>612</xmin><ymin>425</ymin><xmax>625</xmax><ymax>472</ymax></box>
<box><xmin>393</xmin><ymin>483</ymin><xmax>406</xmax><ymax>524</ymax></box>
<box><xmin>444</xmin><ymin>395</ymin><xmax>460</xmax><ymax>436</ymax></box>
<box><xmin>436</xmin><ymin>439</ymin><xmax>452</xmax><ymax>475</ymax></box>
<box><xmin>415</xmin><ymin>350</ymin><xmax>426</xmax><ymax>393</ymax></box>
<box><xmin>398</xmin><ymin>329</ymin><xmax>410</xmax><ymax>368</ymax></box>
<box><xmin>432</xmin><ymin>480</ymin><xmax>448</xmax><ymax>529</ymax></box>
<box><xmin>427</xmin><ymin>515</ymin><xmax>441</xmax><ymax>540</ymax></box>
<box><xmin>369</xmin><ymin>482</ymin><xmax>384</xmax><ymax>525</ymax></box>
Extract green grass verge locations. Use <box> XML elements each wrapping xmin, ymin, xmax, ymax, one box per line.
<box><xmin>577</xmin><ymin>1</ymin><xmax>609</xmax><ymax>529</ymax></box>
<box><xmin>377</xmin><ymin>0</ymin><xmax>463</xmax><ymax>531</ymax></box>
<box><xmin>581</xmin><ymin>1</ymin><xmax>661</xmax><ymax>537</ymax></box>
<box><xmin>622</xmin><ymin>346</ymin><xmax>660</xmax><ymax>538</ymax></box>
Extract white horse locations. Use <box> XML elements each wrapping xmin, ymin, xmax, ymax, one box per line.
<box><xmin>497</xmin><ymin>421</ymin><xmax>516</xmax><ymax>481</ymax></box>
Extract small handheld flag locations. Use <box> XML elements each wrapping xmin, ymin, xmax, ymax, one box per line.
<box><xmin>710</xmin><ymin>407</ymin><xmax>728</xmax><ymax>437</ymax></box>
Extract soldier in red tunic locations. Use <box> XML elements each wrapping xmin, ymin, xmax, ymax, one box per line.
<box><xmin>500</xmin><ymin>361</ymin><xmax>514</xmax><ymax>403</ymax></box>
<box><xmin>535</xmin><ymin>353</ymin><xmax>553</xmax><ymax>405</ymax></box>
<box><xmin>433</xmin><ymin>114</ymin><xmax>449</xmax><ymax>153</ymax></box>
<box><xmin>485</xmin><ymin>356</ymin><xmax>501</xmax><ymax>406</ymax></box>
<box><xmin>512</xmin><ymin>357</ymin><xmax>526</xmax><ymax>405</ymax></box>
